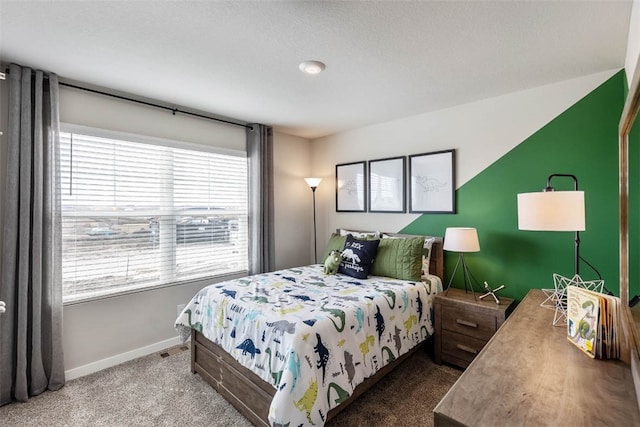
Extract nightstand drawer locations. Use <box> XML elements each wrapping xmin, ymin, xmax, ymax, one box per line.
<box><xmin>440</xmin><ymin>305</ymin><xmax>496</xmax><ymax>341</ymax></box>
<box><xmin>441</xmin><ymin>329</ymin><xmax>487</xmax><ymax>364</ymax></box>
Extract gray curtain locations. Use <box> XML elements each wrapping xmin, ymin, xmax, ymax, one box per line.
<box><xmin>247</xmin><ymin>123</ymin><xmax>275</xmax><ymax>274</ymax></box>
<box><xmin>0</xmin><ymin>64</ymin><xmax>64</xmax><ymax>405</ymax></box>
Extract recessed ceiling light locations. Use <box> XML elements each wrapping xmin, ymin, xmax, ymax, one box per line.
<box><xmin>299</xmin><ymin>60</ymin><xmax>325</xmax><ymax>75</ymax></box>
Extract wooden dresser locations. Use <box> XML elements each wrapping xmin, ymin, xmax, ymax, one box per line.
<box><xmin>433</xmin><ymin>289</ymin><xmax>640</xmax><ymax>426</ymax></box>
<box><xmin>434</xmin><ymin>288</ymin><xmax>515</xmax><ymax>369</ymax></box>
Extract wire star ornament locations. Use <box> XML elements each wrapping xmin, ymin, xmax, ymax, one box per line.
<box><xmin>540</xmin><ymin>274</ymin><xmax>604</xmax><ymax>326</ymax></box>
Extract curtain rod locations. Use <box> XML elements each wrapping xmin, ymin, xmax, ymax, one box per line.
<box><xmin>3</xmin><ymin>67</ymin><xmax>252</xmax><ymax>130</ymax></box>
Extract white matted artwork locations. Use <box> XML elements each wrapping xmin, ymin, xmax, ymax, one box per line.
<box><xmin>368</xmin><ymin>156</ymin><xmax>406</xmax><ymax>213</ymax></box>
<box><xmin>409</xmin><ymin>149</ymin><xmax>456</xmax><ymax>213</ymax></box>
<box><xmin>336</xmin><ymin>161</ymin><xmax>366</xmax><ymax>212</ymax></box>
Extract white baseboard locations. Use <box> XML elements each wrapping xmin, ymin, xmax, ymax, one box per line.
<box><xmin>65</xmin><ymin>336</ymin><xmax>184</xmax><ymax>381</ymax></box>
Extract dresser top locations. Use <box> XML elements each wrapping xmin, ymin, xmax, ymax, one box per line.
<box><xmin>434</xmin><ymin>289</ymin><xmax>640</xmax><ymax>426</ymax></box>
<box><xmin>436</xmin><ymin>287</ymin><xmax>514</xmax><ymax>312</ymax></box>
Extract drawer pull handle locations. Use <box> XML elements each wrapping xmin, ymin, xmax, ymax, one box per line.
<box><xmin>457</xmin><ymin>344</ymin><xmax>478</xmax><ymax>355</ymax></box>
<box><xmin>456</xmin><ymin>319</ymin><xmax>478</xmax><ymax>328</ymax></box>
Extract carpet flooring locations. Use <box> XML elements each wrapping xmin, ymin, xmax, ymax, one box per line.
<box><xmin>0</xmin><ymin>345</ymin><xmax>461</xmax><ymax>426</ymax></box>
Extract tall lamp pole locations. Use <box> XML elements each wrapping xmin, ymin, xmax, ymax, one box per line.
<box><xmin>305</xmin><ymin>178</ymin><xmax>322</xmax><ymax>263</ymax></box>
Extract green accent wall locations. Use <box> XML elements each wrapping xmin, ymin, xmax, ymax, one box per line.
<box><xmin>402</xmin><ymin>71</ymin><xmax>627</xmax><ymax>301</ymax></box>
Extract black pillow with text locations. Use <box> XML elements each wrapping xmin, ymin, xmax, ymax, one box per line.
<box><xmin>338</xmin><ymin>234</ymin><xmax>380</xmax><ymax>279</ymax></box>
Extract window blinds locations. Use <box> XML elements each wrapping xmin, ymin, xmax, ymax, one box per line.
<box><xmin>59</xmin><ymin>128</ymin><xmax>248</xmax><ymax>303</ymax></box>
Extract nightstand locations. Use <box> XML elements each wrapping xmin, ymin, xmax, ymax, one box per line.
<box><xmin>434</xmin><ymin>287</ymin><xmax>515</xmax><ymax>369</ymax></box>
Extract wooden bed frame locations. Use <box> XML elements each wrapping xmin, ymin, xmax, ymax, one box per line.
<box><xmin>190</xmin><ymin>236</ymin><xmax>444</xmax><ymax>426</ymax></box>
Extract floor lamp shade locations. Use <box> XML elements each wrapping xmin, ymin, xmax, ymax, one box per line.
<box><xmin>517</xmin><ymin>191</ymin><xmax>585</xmax><ymax>231</ymax></box>
<box><xmin>443</xmin><ymin>227</ymin><xmax>480</xmax><ymax>252</ymax></box>
<box><xmin>305</xmin><ymin>177</ymin><xmax>322</xmax><ymax>189</ymax></box>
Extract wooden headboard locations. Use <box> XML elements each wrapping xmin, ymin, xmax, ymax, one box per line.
<box><xmin>428</xmin><ymin>237</ymin><xmax>444</xmax><ymax>280</ymax></box>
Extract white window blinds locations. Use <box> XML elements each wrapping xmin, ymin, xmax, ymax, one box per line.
<box><xmin>60</xmin><ymin>127</ymin><xmax>248</xmax><ymax>303</ymax></box>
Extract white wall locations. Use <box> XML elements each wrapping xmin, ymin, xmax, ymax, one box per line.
<box><xmin>0</xmin><ymin>81</ymin><xmax>312</xmax><ymax>376</ymax></box>
<box><xmin>626</xmin><ymin>0</ymin><xmax>640</xmax><ymax>85</ymax></box>
<box><xmin>59</xmin><ymin>86</ymin><xmax>245</xmax><ymax>151</ymax></box>
<box><xmin>310</xmin><ymin>69</ymin><xmax>618</xmax><ymax>249</ymax></box>
<box><xmin>273</xmin><ymin>131</ymin><xmax>314</xmax><ymax>269</ymax></box>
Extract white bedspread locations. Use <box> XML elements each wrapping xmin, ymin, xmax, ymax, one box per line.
<box><xmin>175</xmin><ymin>264</ymin><xmax>442</xmax><ymax>426</ymax></box>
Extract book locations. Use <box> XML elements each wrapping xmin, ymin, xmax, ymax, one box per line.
<box><xmin>566</xmin><ymin>285</ymin><xmax>620</xmax><ymax>359</ymax></box>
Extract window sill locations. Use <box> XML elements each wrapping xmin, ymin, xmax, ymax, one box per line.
<box><xmin>62</xmin><ymin>270</ymin><xmax>249</xmax><ymax>306</ymax></box>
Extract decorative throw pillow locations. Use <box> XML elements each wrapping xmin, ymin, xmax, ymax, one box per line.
<box><xmin>421</xmin><ymin>237</ymin><xmax>436</xmax><ymax>276</ymax></box>
<box><xmin>338</xmin><ymin>234</ymin><xmax>380</xmax><ymax>279</ymax></box>
<box><xmin>321</xmin><ymin>233</ymin><xmax>347</xmax><ymax>262</ymax></box>
<box><xmin>371</xmin><ymin>236</ymin><xmax>424</xmax><ymax>281</ymax></box>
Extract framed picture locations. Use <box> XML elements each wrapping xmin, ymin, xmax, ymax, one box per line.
<box><xmin>336</xmin><ymin>161</ymin><xmax>366</xmax><ymax>212</ymax></box>
<box><xmin>368</xmin><ymin>156</ymin><xmax>406</xmax><ymax>213</ymax></box>
<box><xmin>409</xmin><ymin>149</ymin><xmax>456</xmax><ymax>213</ymax></box>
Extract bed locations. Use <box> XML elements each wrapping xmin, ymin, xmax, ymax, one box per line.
<box><xmin>175</xmin><ymin>233</ymin><xmax>444</xmax><ymax>426</ymax></box>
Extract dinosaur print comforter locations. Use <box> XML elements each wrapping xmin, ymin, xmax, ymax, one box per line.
<box><xmin>175</xmin><ymin>264</ymin><xmax>442</xmax><ymax>426</ymax></box>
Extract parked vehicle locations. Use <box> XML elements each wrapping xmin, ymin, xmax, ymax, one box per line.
<box><xmin>88</xmin><ymin>227</ymin><xmax>114</xmax><ymax>236</ymax></box>
<box><xmin>175</xmin><ymin>216</ymin><xmax>232</xmax><ymax>243</ymax></box>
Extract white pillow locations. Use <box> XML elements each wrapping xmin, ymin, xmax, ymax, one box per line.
<box><xmin>422</xmin><ymin>237</ymin><xmax>436</xmax><ymax>276</ymax></box>
<box><xmin>339</xmin><ymin>229</ymin><xmax>381</xmax><ymax>239</ymax></box>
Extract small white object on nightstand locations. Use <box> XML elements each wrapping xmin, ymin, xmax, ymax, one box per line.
<box><xmin>479</xmin><ymin>282</ymin><xmax>505</xmax><ymax>304</ymax></box>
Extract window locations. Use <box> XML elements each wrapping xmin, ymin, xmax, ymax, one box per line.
<box><xmin>60</xmin><ymin>125</ymin><xmax>248</xmax><ymax>303</ymax></box>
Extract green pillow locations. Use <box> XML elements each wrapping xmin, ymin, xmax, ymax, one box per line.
<box><xmin>321</xmin><ymin>233</ymin><xmax>347</xmax><ymax>262</ymax></box>
<box><xmin>370</xmin><ymin>236</ymin><xmax>424</xmax><ymax>281</ymax></box>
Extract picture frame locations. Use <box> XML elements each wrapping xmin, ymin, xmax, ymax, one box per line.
<box><xmin>409</xmin><ymin>149</ymin><xmax>456</xmax><ymax>213</ymax></box>
<box><xmin>368</xmin><ymin>156</ymin><xmax>406</xmax><ymax>213</ymax></box>
<box><xmin>336</xmin><ymin>161</ymin><xmax>367</xmax><ymax>212</ymax></box>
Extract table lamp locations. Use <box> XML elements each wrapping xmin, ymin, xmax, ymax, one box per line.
<box><xmin>444</xmin><ymin>227</ymin><xmax>481</xmax><ymax>298</ymax></box>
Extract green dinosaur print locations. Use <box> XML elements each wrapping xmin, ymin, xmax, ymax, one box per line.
<box><xmin>421</xmin><ymin>325</ymin><xmax>429</xmax><ymax>340</ymax></box>
<box><xmin>359</xmin><ymin>335</ymin><xmax>375</xmax><ymax>366</ymax></box>
<box><xmin>307</xmin><ymin>281</ymin><xmax>328</xmax><ymax>287</ymax></box>
<box><xmin>320</xmin><ymin>302</ymin><xmax>346</xmax><ymax>332</ymax></box>
<box><xmin>327</xmin><ymin>382</ymin><xmax>350</xmax><ymax>406</ymax></box>
<box><xmin>184</xmin><ymin>309</ymin><xmax>203</xmax><ymax>332</ymax></box>
<box><xmin>294</xmin><ymin>379</ymin><xmax>318</xmax><ymax>425</ymax></box>
<box><xmin>379</xmin><ymin>288</ymin><xmax>396</xmax><ymax>309</ymax></box>
<box><xmin>381</xmin><ymin>346</ymin><xmax>396</xmax><ymax>363</ymax></box>
<box><xmin>265</xmin><ymin>348</ymin><xmax>284</xmax><ymax>386</ymax></box>
<box><xmin>236</xmin><ymin>278</ymin><xmax>252</xmax><ymax>287</ymax></box>
<box><xmin>273</xmin><ymin>304</ymin><xmax>305</xmax><ymax>315</ymax></box>
<box><xmin>217</xmin><ymin>299</ymin><xmax>229</xmax><ymax>327</ymax></box>
<box><xmin>403</xmin><ymin>314</ymin><xmax>417</xmax><ymax>337</ymax></box>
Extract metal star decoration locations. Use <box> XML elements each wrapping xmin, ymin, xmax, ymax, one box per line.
<box><xmin>541</xmin><ymin>274</ymin><xmax>605</xmax><ymax>327</ymax></box>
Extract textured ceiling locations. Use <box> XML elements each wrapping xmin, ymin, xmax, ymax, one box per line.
<box><xmin>0</xmin><ymin>1</ymin><xmax>632</xmax><ymax>139</ymax></box>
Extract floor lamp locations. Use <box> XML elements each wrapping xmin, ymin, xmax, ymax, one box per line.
<box><xmin>517</xmin><ymin>174</ymin><xmax>585</xmax><ymax>275</ymax></box>
<box><xmin>517</xmin><ymin>174</ymin><xmax>587</xmax><ymax>325</ymax></box>
<box><xmin>444</xmin><ymin>227</ymin><xmax>482</xmax><ymax>298</ymax></box>
<box><xmin>305</xmin><ymin>178</ymin><xmax>322</xmax><ymax>263</ymax></box>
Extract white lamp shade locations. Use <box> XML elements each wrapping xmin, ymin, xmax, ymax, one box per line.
<box><xmin>443</xmin><ymin>227</ymin><xmax>480</xmax><ymax>252</ymax></box>
<box><xmin>517</xmin><ymin>191</ymin><xmax>585</xmax><ymax>231</ymax></box>
<box><xmin>304</xmin><ymin>177</ymin><xmax>322</xmax><ymax>188</ymax></box>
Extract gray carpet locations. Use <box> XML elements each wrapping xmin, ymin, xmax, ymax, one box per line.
<box><xmin>0</xmin><ymin>345</ymin><xmax>461</xmax><ymax>427</ymax></box>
